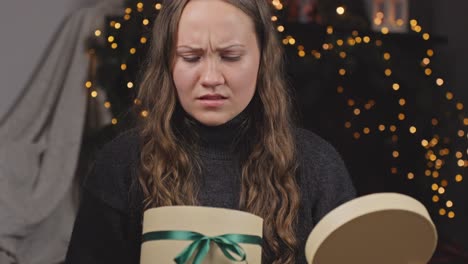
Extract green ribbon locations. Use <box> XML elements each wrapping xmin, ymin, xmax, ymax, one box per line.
<box><xmin>142</xmin><ymin>230</ymin><xmax>262</xmax><ymax>264</ymax></box>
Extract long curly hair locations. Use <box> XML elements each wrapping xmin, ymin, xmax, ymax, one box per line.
<box><xmin>136</xmin><ymin>1</ymin><xmax>300</xmax><ymax>263</ymax></box>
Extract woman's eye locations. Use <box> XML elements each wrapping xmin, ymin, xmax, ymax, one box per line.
<box><xmin>222</xmin><ymin>56</ymin><xmax>241</xmax><ymax>62</ymax></box>
<box><xmin>183</xmin><ymin>56</ymin><xmax>200</xmax><ymax>63</ymax></box>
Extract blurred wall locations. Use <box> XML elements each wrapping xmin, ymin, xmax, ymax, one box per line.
<box><xmin>0</xmin><ymin>0</ymin><xmax>99</xmax><ymax>117</ymax></box>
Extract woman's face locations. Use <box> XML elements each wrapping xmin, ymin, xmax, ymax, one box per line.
<box><xmin>172</xmin><ymin>0</ymin><xmax>260</xmax><ymax>126</ymax></box>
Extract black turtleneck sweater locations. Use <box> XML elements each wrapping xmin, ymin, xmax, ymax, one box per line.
<box><xmin>65</xmin><ymin>111</ymin><xmax>356</xmax><ymax>264</ymax></box>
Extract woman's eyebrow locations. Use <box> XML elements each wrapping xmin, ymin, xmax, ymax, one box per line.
<box><xmin>176</xmin><ymin>44</ymin><xmax>245</xmax><ymax>51</ymax></box>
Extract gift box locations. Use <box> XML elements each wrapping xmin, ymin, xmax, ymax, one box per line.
<box><xmin>140</xmin><ymin>206</ymin><xmax>263</xmax><ymax>264</ymax></box>
<box><xmin>305</xmin><ymin>193</ymin><xmax>438</xmax><ymax>264</ymax></box>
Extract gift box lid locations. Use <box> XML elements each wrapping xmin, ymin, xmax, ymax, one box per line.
<box><xmin>305</xmin><ymin>192</ymin><xmax>438</xmax><ymax>264</ymax></box>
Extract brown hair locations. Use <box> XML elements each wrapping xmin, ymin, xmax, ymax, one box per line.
<box><xmin>136</xmin><ymin>1</ymin><xmax>300</xmax><ymax>263</ymax></box>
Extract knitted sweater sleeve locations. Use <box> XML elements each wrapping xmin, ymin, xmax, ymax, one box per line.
<box><xmin>65</xmin><ymin>131</ymin><xmax>140</xmax><ymax>264</ymax></box>
<box><xmin>295</xmin><ymin>128</ymin><xmax>357</xmax><ymax>224</ymax></box>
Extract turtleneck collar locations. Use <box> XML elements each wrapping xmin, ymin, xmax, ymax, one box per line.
<box><xmin>180</xmin><ymin>104</ymin><xmax>252</xmax><ymax>160</ymax></box>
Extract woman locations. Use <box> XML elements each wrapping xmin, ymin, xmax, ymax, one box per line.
<box><xmin>65</xmin><ymin>0</ymin><xmax>356</xmax><ymax>263</ymax></box>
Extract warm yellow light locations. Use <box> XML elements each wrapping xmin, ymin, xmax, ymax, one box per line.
<box><xmin>439</xmin><ymin>208</ymin><xmax>446</xmax><ymax>216</ymax></box>
<box><xmin>464</xmin><ymin>118</ymin><xmax>468</xmax><ymax>126</ymax></box>
<box><xmin>344</xmin><ymin>121</ymin><xmax>352</xmax><ymax>128</ymax></box>
<box><xmin>398</xmin><ymin>113</ymin><xmax>405</xmax><ymax>120</ymax></box>
<box><xmin>446</xmin><ymin>201</ymin><xmax>453</xmax><ymax>208</ymax></box>
<box><xmin>381</xmin><ymin>27</ymin><xmax>389</xmax><ymax>34</ymax></box>
<box><xmin>114</xmin><ymin>22</ymin><xmax>121</xmax><ymax>29</ymax></box>
<box><xmin>455</xmin><ymin>174</ymin><xmax>463</xmax><ymax>182</ymax></box>
<box><xmin>396</xmin><ymin>19</ymin><xmax>404</xmax><ymax>26</ymax></box>
<box><xmin>336</xmin><ymin>6</ymin><xmax>345</xmax><ymax>15</ymax></box>
<box><xmin>390</xmin><ymin>125</ymin><xmax>397</xmax><ymax>132</ymax></box>
<box><xmin>423</xmin><ymin>33</ymin><xmax>430</xmax><ymax>40</ymax></box>
<box><xmin>348</xmin><ymin>38</ymin><xmax>356</xmax><ymax>46</ymax></box>
<box><xmin>421</xmin><ymin>139</ymin><xmax>429</xmax><ymax>147</ymax></box>
<box><xmin>441</xmin><ymin>179</ymin><xmax>448</xmax><ymax>187</ymax></box>
<box><xmin>141</xmin><ymin>110</ymin><xmax>149</xmax><ymax>118</ymax></box>
<box><xmin>298</xmin><ymin>50</ymin><xmax>305</xmax><ymax>57</ymax></box>
<box><xmin>392</xmin><ymin>151</ymin><xmax>399</xmax><ymax>158</ymax></box>
<box><xmin>436</xmin><ymin>78</ymin><xmax>444</xmax><ymax>86</ymax></box>
<box><xmin>378</xmin><ymin>125</ymin><xmax>385</xmax><ymax>131</ymax></box>
<box><xmin>354</xmin><ymin>108</ymin><xmax>361</xmax><ymax>116</ymax></box>
<box><xmin>127</xmin><ymin>82</ymin><xmax>134</xmax><ymax>89</ymax></box>
<box><xmin>124</xmin><ymin>14</ymin><xmax>131</xmax><ymax>20</ymax></box>
<box><xmin>271</xmin><ymin>16</ymin><xmax>278</xmax><ymax>22</ymax></box>
<box><xmin>409</xmin><ymin>126</ymin><xmax>417</xmax><ymax>134</ymax></box>
<box><xmin>140</xmin><ymin>37</ymin><xmax>148</xmax><ymax>44</ymax></box>
<box><xmin>448</xmin><ymin>212</ymin><xmax>455</xmax><ymax>218</ymax></box>
<box><xmin>85</xmin><ymin>81</ymin><xmax>92</xmax><ymax>88</ymax></box>
<box><xmin>112</xmin><ymin>118</ymin><xmax>118</xmax><ymax>125</ymax></box>
<box><xmin>458</xmin><ymin>160</ymin><xmax>465</xmax><ymax>167</ymax></box>
<box><xmin>432</xmin><ymin>195</ymin><xmax>439</xmax><ymax>202</ymax></box>
<box><xmin>446</xmin><ymin>92</ymin><xmax>453</xmax><ymax>100</ymax></box>
<box><xmin>414</xmin><ymin>25</ymin><xmax>422</xmax><ymax>32</ymax></box>
<box><xmin>339</xmin><ymin>52</ymin><xmax>347</xmax><ymax>59</ymax></box>
<box><xmin>288</xmin><ymin>38</ymin><xmax>296</xmax><ymax>45</ymax></box>
<box><xmin>353</xmin><ymin>132</ymin><xmax>361</xmax><ymax>139</ymax></box>
<box><xmin>425</xmin><ymin>170</ymin><xmax>432</xmax><ymax>177</ymax></box>
<box><xmin>339</xmin><ymin>69</ymin><xmax>346</xmax><ymax>76</ymax></box>
<box><xmin>407</xmin><ymin>172</ymin><xmax>414</xmax><ymax>179</ymax></box>
<box><xmin>277</xmin><ymin>25</ymin><xmax>284</xmax><ymax>32</ymax></box>
<box><xmin>374</xmin><ymin>18</ymin><xmax>382</xmax><ymax>25</ymax></box>
<box><xmin>385</xmin><ymin>69</ymin><xmax>392</xmax><ymax>76</ymax></box>
<box><xmin>108</xmin><ymin>36</ymin><xmax>115</xmax><ymax>42</ymax></box>
<box><xmin>438</xmin><ymin>187</ymin><xmax>445</xmax><ymax>194</ymax></box>
<box><xmin>383</xmin><ymin>52</ymin><xmax>391</xmax><ymax>60</ymax></box>
<box><xmin>410</xmin><ymin>19</ymin><xmax>418</xmax><ymax>26</ymax></box>
<box><xmin>425</xmin><ymin>68</ymin><xmax>432</xmax><ymax>76</ymax></box>
<box><xmin>130</xmin><ymin>48</ymin><xmax>137</xmax><ymax>54</ymax></box>
<box><xmin>142</xmin><ymin>19</ymin><xmax>150</xmax><ymax>25</ymax></box>
<box><xmin>363</xmin><ymin>127</ymin><xmax>370</xmax><ymax>134</ymax></box>
<box><xmin>456</xmin><ymin>151</ymin><xmax>463</xmax><ymax>159</ymax></box>
<box><xmin>94</xmin><ymin>30</ymin><xmax>102</xmax><ymax>37</ymax></box>
<box><xmin>392</xmin><ymin>83</ymin><xmax>400</xmax><ymax>91</ymax></box>
<box><xmin>427</xmin><ymin>49</ymin><xmax>434</xmax><ymax>57</ymax></box>
<box><xmin>327</xmin><ymin>26</ymin><xmax>334</xmax><ymax>34</ymax></box>
<box><xmin>399</xmin><ymin>98</ymin><xmax>406</xmax><ymax>106</ymax></box>
<box><xmin>355</xmin><ymin>37</ymin><xmax>362</xmax><ymax>43</ymax></box>
<box><xmin>121</xmin><ymin>64</ymin><xmax>127</xmax><ymax>71</ymax></box>
<box><xmin>91</xmin><ymin>91</ymin><xmax>98</xmax><ymax>98</ymax></box>
<box><xmin>431</xmin><ymin>184</ymin><xmax>439</xmax><ymax>191</ymax></box>
<box><xmin>363</xmin><ymin>36</ymin><xmax>371</xmax><ymax>43</ymax></box>
<box><xmin>104</xmin><ymin>102</ymin><xmax>111</xmax><ymax>108</ymax></box>
<box><xmin>431</xmin><ymin>118</ymin><xmax>439</xmax><ymax>126</ymax></box>
<box><xmin>111</xmin><ymin>43</ymin><xmax>118</xmax><ymax>49</ymax></box>
<box><xmin>337</xmin><ymin>39</ymin><xmax>344</xmax><ymax>46</ymax></box>
<box><xmin>432</xmin><ymin>171</ymin><xmax>439</xmax><ymax>178</ymax></box>
<box><xmin>337</xmin><ymin>86</ymin><xmax>344</xmax><ymax>93</ymax></box>
<box><xmin>456</xmin><ymin>103</ymin><xmax>464</xmax><ymax>110</ymax></box>
<box><xmin>125</xmin><ymin>8</ymin><xmax>132</xmax><ymax>14</ymax></box>
<box><xmin>458</xmin><ymin>130</ymin><xmax>465</xmax><ymax>137</ymax></box>
<box><xmin>137</xmin><ymin>2</ymin><xmax>143</xmax><ymax>9</ymax></box>
<box><xmin>422</xmin><ymin>58</ymin><xmax>430</xmax><ymax>66</ymax></box>
<box><xmin>155</xmin><ymin>3</ymin><xmax>162</xmax><ymax>10</ymax></box>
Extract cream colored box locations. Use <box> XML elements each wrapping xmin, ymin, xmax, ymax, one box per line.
<box><xmin>140</xmin><ymin>206</ymin><xmax>263</xmax><ymax>264</ymax></box>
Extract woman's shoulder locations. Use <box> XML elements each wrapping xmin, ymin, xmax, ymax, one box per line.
<box><xmin>293</xmin><ymin>127</ymin><xmax>342</xmax><ymax>162</ymax></box>
<box><xmin>83</xmin><ymin>128</ymin><xmax>141</xmax><ymax>212</ymax></box>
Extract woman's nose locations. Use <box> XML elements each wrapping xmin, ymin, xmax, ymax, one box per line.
<box><xmin>200</xmin><ymin>59</ymin><xmax>225</xmax><ymax>88</ymax></box>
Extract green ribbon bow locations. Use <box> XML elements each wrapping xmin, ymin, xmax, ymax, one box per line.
<box><xmin>142</xmin><ymin>230</ymin><xmax>263</xmax><ymax>264</ymax></box>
